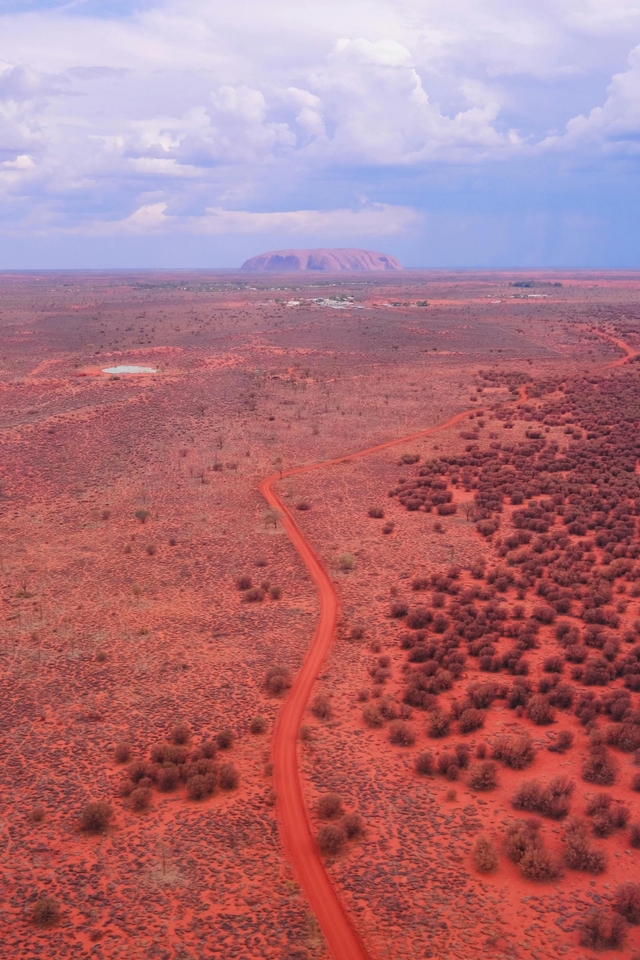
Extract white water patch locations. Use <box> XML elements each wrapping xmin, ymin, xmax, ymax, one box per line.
<box><xmin>103</xmin><ymin>365</ymin><xmax>157</xmax><ymax>375</ymax></box>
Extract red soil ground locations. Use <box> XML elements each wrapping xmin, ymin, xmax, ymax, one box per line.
<box><xmin>2</xmin><ymin>270</ymin><xmax>640</xmax><ymax>959</ymax></box>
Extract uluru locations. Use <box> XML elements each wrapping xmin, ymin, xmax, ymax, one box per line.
<box><xmin>240</xmin><ymin>248</ymin><xmax>403</xmax><ymax>272</ymax></box>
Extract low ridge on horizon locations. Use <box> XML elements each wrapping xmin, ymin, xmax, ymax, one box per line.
<box><xmin>240</xmin><ymin>248</ymin><xmax>403</xmax><ymax>272</ymax></box>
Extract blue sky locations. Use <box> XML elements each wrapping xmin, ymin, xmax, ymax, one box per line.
<box><xmin>0</xmin><ymin>0</ymin><xmax>640</xmax><ymax>268</ymax></box>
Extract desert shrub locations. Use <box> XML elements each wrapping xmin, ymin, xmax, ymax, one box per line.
<box><xmin>157</xmin><ymin>766</ymin><xmax>180</xmax><ymax>792</ymax></box>
<box><xmin>265</xmin><ymin>665</ymin><xmax>292</xmax><ymax>696</ymax></box>
<box><xmin>317</xmin><ymin>823</ymin><xmax>346</xmax><ymax>856</ymax></box>
<box><xmin>520</xmin><ymin>845</ymin><xmax>563</xmax><ymax>881</ymax></box>
<box><xmin>631</xmin><ymin>823</ymin><xmax>640</xmax><ymax>848</ymax></box>
<box><xmin>473</xmin><ymin>836</ymin><xmax>499</xmax><ymax>873</ymax></box>
<box><xmin>415</xmin><ymin>751</ymin><xmax>435</xmax><ymax>776</ymax></box>
<box><xmin>437</xmin><ymin>752</ymin><xmax>460</xmax><ymax>779</ymax></box>
<box><xmin>613</xmin><ymin>883</ymin><xmax>640</xmax><ymax>924</ymax></box>
<box><xmin>459</xmin><ymin>708</ymin><xmax>485</xmax><ymax>733</ymax></box>
<box><xmin>149</xmin><ymin>745</ymin><xmax>186</xmax><ymax>766</ymax></box>
<box><xmin>412</xmin><ymin>577</ymin><xmax>429</xmax><ymax>591</ymax></box>
<box><xmin>390</xmin><ymin>601</ymin><xmax>408</xmax><ymax>618</ymax></box>
<box><xmin>311</xmin><ymin>694</ymin><xmax>332</xmax><ymax>721</ymax></box>
<box><xmin>468</xmin><ymin>760</ymin><xmax>498</xmax><ymax>791</ymax></box>
<box><xmin>543</xmin><ymin>655</ymin><xmax>564</xmax><ymax>673</ymax></box>
<box><xmin>343</xmin><ymin>811</ymin><xmax>364</xmax><ymax>838</ymax></box>
<box><xmin>244</xmin><ymin>586</ymin><xmax>264</xmax><ymax>602</ymax></box>
<box><xmin>406</xmin><ymin>606</ymin><xmax>432</xmax><ymax>629</ymax></box>
<box><xmin>368</xmin><ymin>506</ymin><xmax>385</xmax><ymax>518</ymax></box>
<box><xmin>130</xmin><ymin>787</ymin><xmax>152</xmax><ymax>812</ymax></box>
<box><xmin>632</xmin><ymin>773</ymin><xmax>640</xmax><ymax>792</ymax></box>
<box><xmin>317</xmin><ymin>793</ymin><xmax>343</xmax><ymax>820</ymax></box>
<box><xmin>186</xmin><ymin>774</ymin><xmax>213</xmax><ymax>801</ymax></box>
<box><xmin>563</xmin><ymin>818</ymin><xmax>607</xmax><ymax>873</ymax></box>
<box><xmin>236</xmin><ymin>574</ymin><xmax>252</xmax><ymax>590</ymax></box>
<box><xmin>218</xmin><ymin>761</ymin><xmax>239</xmax><ymax>790</ymax></box>
<box><xmin>270</xmin><ymin>585</ymin><xmax>282</xmax><ymax>600</ymax></box>
<box><xmin>80</xmin><ymin>800</ymin><xmax>113</xmax><ymax>833</ymax></box>
<box><xmin>455</xmin><ymin>743</ymin><xmax>470</xmax><ymax>769</ymax></box>
<box><xmin>548</xmin><ymin>730</ymin><xmax>574</xmax><ymax>754</ymax></box>
<box><xmin>135</xmin><ymin>509</ymin><xmax>150</xmax><ymax>524</ymax></box>
<box><xmin>32</xmin><ymin>895</ymin><xmax>60</xmax><ymax>928</ymax></box>
<box><xmin>250</xmin><ymin>715</ymin><xmax>267</xmax><ymax>735</ymax></box>
<box><xmin>389</xmin><ymin>720</ymin><xmax>416</xmax><ymax>746</ymax></box>
<box><xmin>201</xmin><ymin>739</ymin><xmax>218</xmax><ymax>759</ymax></box>
<box><xmin>493</xmin><ymin>733</ymin><xmax>535</xmax><ymax>769</ymax></box>
<box><xmin>512</xmin><ymin>776</ymin><xmax>574</xmax><ymax>819</ymax></box>
<box><xmin>338</xmin><ymin>552</ymin><xmax>355</xmax><ymax>571</ymax></box>
<box><xmin>586</xmin><ymin>794</ymin><xmax>629</xmax><ymax>836</ymax></box>
<box><xmin>505</xmin><ymin>819</ymin><xmax>562</xmax><ymax>880</ymax></box>
<box><xmin>362</xmin><ymin>703</ymin><xmax>384</xmax><ymax>727</ymax></box>
<box><xmin>579</xmin><ymin>910</ymin><xmax>627</xmax><ymax>950</ymax></box>
<box><xmin>215</xmin><ymin>727</ymin><xmax>234</xmax><ymax>750</ymax></box>
<box><xmin>427</xmin><ymin>709</ymin><xmax>451</xmax><ymax>738</ymax></box>
<box><xmin>114</xmin><ymin>742</ymin><xmax>132</xmax><ymax>764</ymax></box>
<box><xmin>29</xmin><ymin>804</ymin><xmax>46</xmax><ymax>823</ymax></box>
<box><xmin>171</xmin><ymin>723</ymin><xmax>191</xmax><ymax>745</ymax></box>
<box><xmin>296</xmin><ymin>500</ymin><xmax>311</xmax><ymax>511</ymax></box>
<box><xmin>582</xmin><ymin>746</ymin><xmax>619</xmax><ymax>785</ymax></box>
<box><xmin>527</xmin><ymin>695</ymin><xmax>555</xmax><ymax>725</ymax></box>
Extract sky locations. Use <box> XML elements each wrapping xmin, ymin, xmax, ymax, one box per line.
<box><xmin>1</xmin><ymin>0</ymin><xmax>640</xmax><ymax>268</ymax></box>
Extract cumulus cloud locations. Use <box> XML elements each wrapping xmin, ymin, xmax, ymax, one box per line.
<box><xmin>0</xmin><ymin>0</ymin><xmax>638</xmax><ymax>255</ymax></box>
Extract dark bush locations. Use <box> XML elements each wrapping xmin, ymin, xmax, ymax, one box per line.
<box><xmin>80</xmin><ymin>800</ymin><xmax>114</xmax><ymax>833</ymax></box>
<box><xmin>244</xmin><ymin>586</ymin><xmax>264</xmax><ymax>602</ymax></box>
<box><xmin>236</xmin><ymin>575</ymin><xmax>252</xmax><ymax>590</ymax></box>
<box><xmin>114</xmin><ymin>742</ymin><xmax>132</xmax><ymax>764</ymax></box>
<box><xmin>216</xmin><ymin>727</ymin><xmax>234</xmax><ymax>750</ymax></box>
<box><xmin>512</xmin><ymin>776</ymin><xmax>574</xmax><ymax>819</ymax></box>
<box><xmin>157</xmin><ymin>766</ymin><xmax>180</xmax><ymax>792</ymax></box>
<box><xmin>311</xmin><ymin>694</ymin><xmax>332</xmax><ymax>720</ymax></box>
<box><xmin>317</xmin><ymin>793</ymin><xmax>344</xmax><ymax>820</ymax></box>
<box><xmin>406</xmin><ymin>607</ymin><xmax>432</xmax><ymax>629</ymax></box>
<box><xmin>579</xmin><ymin>909</ymin><xmax>627</xmax><ymax>950</ymax></box>
<box><xmin>218</xmin><ymin>761</ymin><xmax>239</xmax><ymax>791</ymax></box>
<box><xmin>343</xmin><ymin>811</ymin><xmax>365</xmax><ymax>838</ymax></box>
<box><xmin>265</xmin><ymin>665</ymin><xmax>292</xmax><ymax>696</ymax></box>
<box><xmin>390</xmin><ymin>600</ymin><xmax>409</xmax><ymax>618</ymax></box>
<box><xmin>171</xmin><ymin>723</ymin><xmax>191</xmax><ymax>745</ymax></box>
<box><xmin>582</xmin><ymin>746</ymin><xmax>619</xmax><ymax>785</ymax></box>
<box><xmin>493</xmin><ymin>733</ymin><xmax>535</xmax><ymax>769</ymax></box>
<box><xmin>473</xmin><ymin>836</ymin><xmax>498</xmax><ymax>873</ymax></box>
<box><xmin>130</xmin><ymin>787</ymin><xmax>152</xmax><ymax>811</ymax></box>
<box><xmin>548</xmin><ymin>730</ymin><xmax>574</xmax><ymax>753</ymax></box>
<box><xmin>186</xmin><ymin>775</ymin><xmax>214</xmax><ymax>800</ymax></box>
<box><xmin>459</xmin><ymin>708</ymin><xmax>485</xmax><ymax>733</ymax></box>
<box><xmin>415</xmin><ymin>751</ymin><xmax>435</xmax><ymax>776</ymax></box>
<box><xmin>613</xmin><ymin>883</ymin><xmax>640</xmax><ymax>924</ymax></box>
<box><xmin>317</xmin><ymin>823</ymin><xmax>347</xmax><ymax>856</ymax></box>
<box><xmin>296</xmin><ymin>500</ymin><xmax>311</xmax><ymax>511</ymax></box>
<box><xmin>32</xmin><ymin>895</ymin><xmax>60</xmax><ymax>928</ymax></box>
<box><xmin>527</xmin><ymin>695</ymin><xmax>555</xmax><ymax>725</ymax></box>
<box><xmin>362</xmin><ymin>703</ymin><xmax>384</xmax><ymax>727</ymax></box>
<box><xmin>631</xmin><ymin>823</ymin><xmax>640</xmax><ymax>848</ymax></box>
<box><xmin>368</xmin><ymin>506</ymin><xmax>385</xmax><ymax>518</ymax></box>
<box><xmin>563</xmin><ymin>818</ymin><xmax>607</xmax><ymax>873</ymax></box>
<box><xmin>250</xmin><ymin>715</ymin><xmax>267</xmax><ymax>735</ymax></box>
<box><xmin>468</xmin><ymin>760</ymin><xmax>498</xmax><ymax>791</ymax></box>
<box><xmin>389</xmin><ymin>720</ymin><xmax>415</xmax><ymax>746</ymax></box>
<box><xmin>427</xmin><ymin>709</ymin><xmax>451</xmax><ymax>738</ymax></box>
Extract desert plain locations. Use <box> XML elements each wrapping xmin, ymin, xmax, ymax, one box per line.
<box><xmin>2</xmin><ymin>269</ymin><xmax>640</xmax><ymax>959</ymax></box>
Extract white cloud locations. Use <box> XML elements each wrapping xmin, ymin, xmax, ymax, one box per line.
<box><xmin>84</xmin><ymin>200</ymin><xmax>420</xmax><ymax>237</ymax></box>
<box><xmin>0</xmin><ymin>0</ymin><xmax>638</xmax><ymax>241</ymax></box>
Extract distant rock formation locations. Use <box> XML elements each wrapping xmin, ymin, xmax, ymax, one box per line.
<box><xmin>240</xmin><ymin>248</ymin><xmax>403</xmax><ymax>272</ymax></box>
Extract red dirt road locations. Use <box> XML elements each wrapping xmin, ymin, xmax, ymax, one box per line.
<box><xmin>261</xmin><ymin>332</ymin><xmax>638</xmax><ymax>959</ymax></box>
<box><xmin>259</xmin><ymin>409</ymin><xmax>472</xmax><ymax>960</ymax></box>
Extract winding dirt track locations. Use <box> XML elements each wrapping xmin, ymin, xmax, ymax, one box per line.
<box><xmin>259</xmin><ymin>409</ymin><xmax>472</xmax><ymax>960</ymax></box>
<box><xmin>260</xmin><ymin>330</ymin><xmax>636</xmax><ymax>960</ymax></box>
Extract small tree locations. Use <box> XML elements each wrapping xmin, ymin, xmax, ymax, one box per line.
<box><xmin>80</xmin><ymin>800</ymin><xmax>113</xmax><ymax>833</ymax></box>
<box><xmin>32</xmin><ymin>895</ymin><xmax>60</xmax><ymax>928</ymax></box>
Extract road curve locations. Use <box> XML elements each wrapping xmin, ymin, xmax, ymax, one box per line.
<box><xmin>261</xmin><ymin>332</ymin><xmax>637</xmax><ymax>960</ymax></box>
<box><xmin>259</xmin><ymin>408</ymin><xmax>472</xmax><ymax>960</ymax></box>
